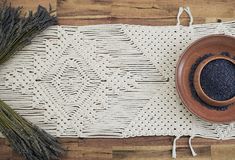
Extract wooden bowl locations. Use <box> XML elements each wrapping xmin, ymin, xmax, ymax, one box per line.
<box><xmin>175</xmin><ymin>34</ymin><xmax>235</xmax><ymax>123</ymax></box>
<box><xmin>193</xmin><ymin>55</ymin><xmax>235</xmax><ymax>107</ymax></box>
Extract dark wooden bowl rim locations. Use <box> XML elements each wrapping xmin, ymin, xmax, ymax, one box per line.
<box><xmin>175</xmin><ymin>34</ymin><xmax>235</xmax><ymax>123</ymax></box>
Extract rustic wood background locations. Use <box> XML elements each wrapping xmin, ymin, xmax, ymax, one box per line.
<box><xmin>1</xmin><ymin>0</ymin><xmax>235</xmax><ymax>159</ymax></box>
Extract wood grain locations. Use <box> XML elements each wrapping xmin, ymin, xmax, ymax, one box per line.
<box><xmin>113</xmin><ymin>145</ymin><xmax>211</xmax><ymax>160</ymax></box>
<box><xmin>1</xmin><ymin>137</ymin><xmax>235</xmax><ymax>159</ymax></box>
<box><xmin>211</xmin><ymin>145</ymin><xmax>235</xmax><ymax>160</ymax></box>
<box><xmin>3</xmin><ymin>0</ymin><xmax>235</xmax><ymax>159</ymax></box>
<box><xmin>57</xmin><ymin>0</ymin><xmax>235</xmax><ymax>26</ymax></box>
<box><xmin>8</xmin><ymin>0</ymin><xmax>235</xmax><ymax>25</ymax></box>
<box><xmin>7</xmin><ymin>0</ymin><xmax>57</xmax><ymax>13</ymax></box>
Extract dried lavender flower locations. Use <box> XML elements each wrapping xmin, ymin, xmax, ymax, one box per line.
<box><xmin>0</xmin><ymin>2</ymin><xmax>64</xmax><ymax>160</ymax></box>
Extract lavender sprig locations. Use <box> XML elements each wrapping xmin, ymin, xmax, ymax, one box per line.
<box><xmin>0</xmin><ymin>2</ymin><xmax>64</xmax><ymax>160</ymax></box>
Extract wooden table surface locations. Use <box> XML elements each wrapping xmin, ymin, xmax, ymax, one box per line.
<box><xmin>1</xmin><ymin>0</ymin><xmax>235</xmax><ymax>160</ymax></box>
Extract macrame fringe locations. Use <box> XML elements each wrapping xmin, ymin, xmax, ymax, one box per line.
<box><xmin>189</xmin><ymin>136</ymin><xmax>197</xmax><ymax>156</ymax></box>
<box><xmin>172</xmin><ymin>136</ymin><xmax>198</xmax><ymax>158</ymax></box>
<box><xmin>172</xmin><ymin>136</ymin><xmax>181</xmax><ymax>158</ymax></box>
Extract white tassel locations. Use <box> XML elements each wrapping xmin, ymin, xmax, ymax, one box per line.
<box><xmin>184</xmin><ymin>6</ymin><xmax>194</xmax><ymax>26</ymax></box>
<box><xmin>176</xmin><ymin>7</ymin><xmax>184</xmax><ymax>26</ymax></box>
<box><xmin>189</xmin><ymin>136</ymin><xmax>197</xmax><ymax>156</ymax></box>
<box><xmin>172</xmin><ymin>136</ymin><xmax>181</xmax><ymax>158</ymax></box>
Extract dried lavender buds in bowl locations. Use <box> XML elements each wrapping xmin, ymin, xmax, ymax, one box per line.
<box><xmin>200</xmin><ymin>59</ymin><xmax>235</xmax><ymax>101</ymax></box>
<box><xmin>193</xmin><ymin>54</ymin><xmax>235</xmax><ymax>107</ymax></box>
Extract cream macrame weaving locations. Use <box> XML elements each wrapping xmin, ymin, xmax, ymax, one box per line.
<box><xmin>0</xmin><ymin>6</ymin><xmax>235</xmax><ymax>158</ymax></box>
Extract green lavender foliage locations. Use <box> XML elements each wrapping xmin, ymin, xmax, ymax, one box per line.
<box><xmin>0</xmin><ymin>2</ymin><xmax>64</xmax><ymax>160</ymax></box>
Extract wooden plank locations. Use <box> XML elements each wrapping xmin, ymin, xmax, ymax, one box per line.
<box><xmin>0</xmin><ymin>139</ymin><xmax>5</xmax><ymax>145</ymax></box>
<box><xmin>3</xmin><ymin>137</ymin><xmax>235</xmax><ymax>160</ymax></box>
<box><xmin>58</xmin><ymin>16</ymin><xmax>206</xmax><ymax>26</ymax></box>
<box><xmin>0</xmin><ymin>145</ymin><xmax>12</xmax><ymax>154</ymax></box>
<box><xmin>113</xmin><ymin>145</ymin><xmax>211</xmax><ymax>160</ymax></box>
<box><xmin>12</xmin><ymin>152</ymin><xmax>24</xmax><ymax>160</ymax></box>
<box><xmin>0</xmin><ymin>145</ymin><xmax>12</xmax><ymax>160</ymax></box>
<box><xmin>211</xmin><ymin>144</ymin><xmax>235</xmax><ymax>160</ymax></box>
<box><xmin>59</xmin><ymin>137</ymin><xmax>235</xmax><ymax>147</ymax></box>
<box><xmin>7</xmin><ymin>0</ymin><xmax>57</xmax><ymax>13</ymax></box>
<box><xmin>64</xmin><ymin>147</ymin><xmax>112</xmax><ymax>159</ymax></box>
<box><xmin>57</xmin><ymin>0</ymin><xmax>112</xmax><ymax>18</ymax></box>
<box><xmin>57</xmin><ymin>0</ymin><xmax>235</xmax><ymax>25</ymax></box>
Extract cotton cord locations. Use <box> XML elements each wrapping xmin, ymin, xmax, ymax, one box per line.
<box><xmin>172</xmin><ymin>136</ymin><xmax>181</xmax><ymax>158</ymax></box>
<box><xmin>177</xmin><ymin>7</ymin><xmax>184</xmax><ymax>26</ymax></box>
<box><xmin>184</xmin><ymin>6</ymin><xmax>193</xmax><ymax>26</ymax></box>
<box><xmin>216</xmin><ymin>22</ymin><xmax>230</xmax><ymax>35</ymax></box>
<box><xmin>177</xmin><ymin>6</ymin><xmax>193</xmax><ymax>26</ymax></box>
<box><xmin>189</xmin><ymin>136</ymin><xmax>197</xmax><ymax>156</ymax></box>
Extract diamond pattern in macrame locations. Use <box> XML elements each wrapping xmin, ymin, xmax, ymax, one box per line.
<box><xmin>33</xmin><ymin>26</ymin><xmax>168</xmax><ymax>136</ymax></box>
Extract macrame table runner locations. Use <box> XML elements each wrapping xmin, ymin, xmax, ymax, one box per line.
<box><xmin>0</xmin><ymin>7</ymin><xmax>235</xmax><ymax>157</ymax></box>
